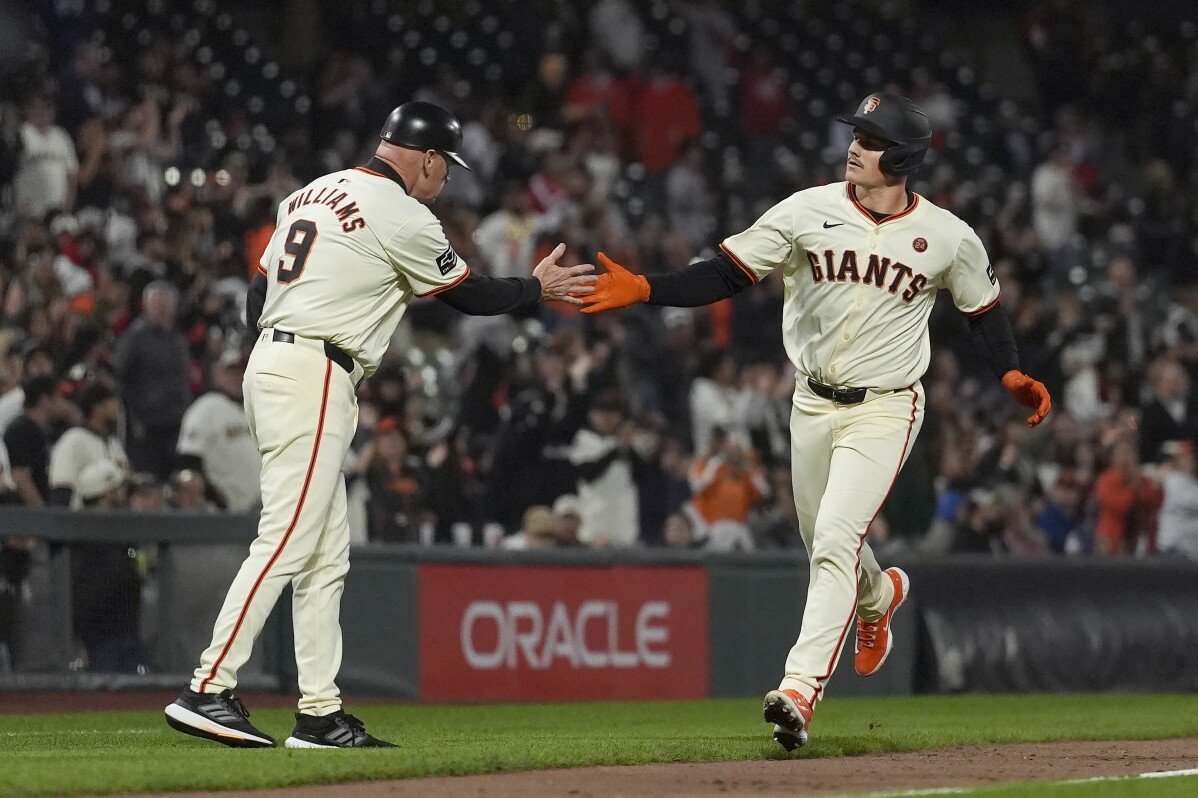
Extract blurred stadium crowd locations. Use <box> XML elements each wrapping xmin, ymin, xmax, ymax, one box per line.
<box><xmin>0</xmin><ymin>0</ymin><xmax>1197</xmax><ymax>571</ymax></box>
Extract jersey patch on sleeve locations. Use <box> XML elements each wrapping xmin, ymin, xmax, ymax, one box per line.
<box><xmin>436</xmin><ymin>246</ymin><xmax>460</xmax><ymax>276</ymax></box>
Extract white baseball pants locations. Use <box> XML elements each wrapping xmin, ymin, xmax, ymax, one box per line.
<box><xmin>779</xmin><ymin>379</ymin><xmax>924</xmax><ymax>705</ymax></box>
<box><xmin>190</xmin><ymin>330</ymin><xmax>361</xmax><ymax>715</ymax></box>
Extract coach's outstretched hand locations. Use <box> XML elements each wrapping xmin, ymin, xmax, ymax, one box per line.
<box><xmin>580</xmin><ymin>252</ymin><xmax>651</xmax><ymax>314</ymax></box>
<box><xmin>1002</xmin><ymin>370</ymin><xmax>1052</xmax><ymax>427</ymax></box>
<box><xmin>533</xmin><ymin>243</ymin><xmax>598</xmax><ymax>305</ymax></box>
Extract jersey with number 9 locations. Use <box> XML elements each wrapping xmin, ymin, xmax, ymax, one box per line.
<box><xmin>256</xmin><ymin>165</ymin><xmax>470</xmax><ymax>378</ymax></box>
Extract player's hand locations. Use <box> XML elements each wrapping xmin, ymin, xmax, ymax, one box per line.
<box><xmin>532</xmin><ymin>243</ymin><xmax>597</xmax><ymax>305</ymax></box>
<box><xmin>1002</xmin><ymin>370</ymin><xmax>1052</xmax><ymax>427</ymax></box>
<box><xmin>580</xmin><ymin>252</ymin><xmax>651</xmax><ymax>314</ymax></box>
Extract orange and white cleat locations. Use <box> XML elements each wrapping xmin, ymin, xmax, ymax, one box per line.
<box><xmin>762</xmin><ymin>689</ymin><xmax>814</xmax><ymax>751</ymax></box>
<box><xmin>854</xmin><ymin>566</ymin><xmax>910</xmax><ymax>677</ymax></box>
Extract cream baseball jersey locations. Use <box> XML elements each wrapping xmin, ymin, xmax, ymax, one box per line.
<box><xmin>257</xmin><ymin>164</ymin><xmax>469</xmax><ymax>378</ymax></box>
<box><xmin>720</xmin><ymin>182</ymin><xmax>999</xmax><ymax>390</ymax></box>
<box><xmin>177</xmin><ymin>392</ymin><xmax>262</xmax><ymax>512</ymax></box>
<box><xmin>48</xmin><ymin>427</ymin><xmax>128</xmax><ymax>492</ymax></box>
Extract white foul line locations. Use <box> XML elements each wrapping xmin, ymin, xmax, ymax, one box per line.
<box><xmin>852</xmin><ymin>767</ymin><xmax>1198</xmax><ymax>797</ymax></box>
<box><xmin>1140</xmin><ymin>768</ymin><xmax>1198</xmax><ymax>778</ymax></box>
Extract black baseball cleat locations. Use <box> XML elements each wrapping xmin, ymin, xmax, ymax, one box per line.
<box><xmin>164</xmin><ymin>688</ymin><xmax>276</xmax><ymax>748</ymax></box>
<box><xmin>285</xmin><ymin>710</ymin><xmax>396</xmax><ymax>748</ymax></box>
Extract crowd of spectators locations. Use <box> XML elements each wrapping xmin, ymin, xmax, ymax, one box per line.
<box><xmin>0</xmin><ymin>0</ymin><xmax>1196</xmax><ymax>609</ymax></box>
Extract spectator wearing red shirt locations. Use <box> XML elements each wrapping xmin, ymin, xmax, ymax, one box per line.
<box><xmin>633</xmin><ymin>61</ymin><xmax>702</xmax><ymax>174</ymax></box>
<box><xmin>1092</xmin><ymin>436</ymin><xmax>1162</xmax><ymax>555</ymax></box>
<box><xmin>738</xmin><ymin>48</ymin><xmax>792</xmax><ymax>196</ymax></box>
<box><xmin>739</xmin><ymin>49</ymin><xmax>790</xmax><ymax>137</ymax></box>
<box><xmin>563</xmin><ymin>50</ymin><xmax>632</xmax><ymax>149</ymax></box>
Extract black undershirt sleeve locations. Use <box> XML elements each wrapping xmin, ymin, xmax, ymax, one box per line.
<box><xmin>435</xmin><ymin>271</ymin><xmax>542</xmax><ymax>316</ymax></box>
<box><xmin>574</xmin><ymin>448</ymin><xmax>622</xmax><ymax>482</ymax></box>
<box><xmin>644</xmin><ymin>251</ymin><xmax>755</xmax><ymax>307</ymax></box>
<box><xmin>967</xmin><ymin>302</ymin><xmax>1020</xmax><ymax>378</ymax></box>
<box><xmin>177</xmin><ymin>453</ymin><xmax>204</xmax><ymax>473</ymax></box>
<box><xmin>246</xmin><ymin>272</ymin><xmax>267</xmax><ymax>330</ymax></box>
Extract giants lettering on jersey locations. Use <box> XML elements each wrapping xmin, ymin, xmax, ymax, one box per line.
<box><xmin>806</xmin><ymin>249</ymin><xmax>929</xmax><ymax>303</ymax></box>
<box><xmin>287</xmin><ymin>187</ymin><xmax>366</xmax><ymax>233</ymax></box>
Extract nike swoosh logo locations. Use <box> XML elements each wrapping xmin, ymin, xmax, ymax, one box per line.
<box><xmin>823</xmin><ymin>221</ymin><xmax>844</xmax><ymax>228</ymax></box>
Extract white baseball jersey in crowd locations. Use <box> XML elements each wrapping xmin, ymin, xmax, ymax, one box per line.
<box><xmin>721</xmin><ymin>182</ymin><xmax>999</xmax><ymax>706</ymax></box>
<box><xmin>569</xmin><ymin>429</ymin><xmax>640</xmax><ymax>547</ymax></box>
<box><xmin>177</xmin><ymin>392</ymin><xmax>261</xmax><ymax>512</ymax></box>
<box><xmin>48</xmin><ymin>427</ymin><xmax>128</xmax><ymax>505</ymax></box>
<box><xmin>0</xmin><ymin>388</ymin><xmax>23</xmax><ymax>434</ymax></box>
<box><xmin>0</xmin><ymin>442</ymin><xmax>13</xmax><ymax>494</ymax></box>
<box><xmin>191</xmin><ymin>163</ymin><xmax>468</xmax><ymax>715</ymax></box>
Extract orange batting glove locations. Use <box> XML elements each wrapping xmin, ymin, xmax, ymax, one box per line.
<box><xmin>580</xmin><ymin>252</ymin><xmax>650</xmax><ymax>314</ymax></box>
<box><xmin>1002</xmin><ymin>370</ymin><xmax>1052</xmax><ymax>427</ymax></box>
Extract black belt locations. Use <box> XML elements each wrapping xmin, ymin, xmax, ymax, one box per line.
<box><xmin>271</xmin><ymin>330</ymin><xmax>354</xmax><ymax>374</ymax></box>
<box><xmin>807</xmin><ymin>378</ymin><xmax>868</xmax><ymax>405</ymax></box>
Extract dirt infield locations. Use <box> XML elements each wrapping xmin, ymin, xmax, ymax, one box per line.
<box><xmin>115</xmin><ymin>737</ymin><xmax>1198</xmax><ymax>798</ymax></box>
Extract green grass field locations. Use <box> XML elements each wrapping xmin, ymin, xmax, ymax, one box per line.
<box><xmin>2</xmin><ymin>694</ymin><xmax>1198</xmax><ymax>797</ymax></box>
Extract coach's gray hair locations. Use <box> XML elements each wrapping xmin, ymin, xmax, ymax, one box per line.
<box><xmin>143</xmin><ymin>280</ymin><xmax>179</xmax><ymax>305</ymax></box>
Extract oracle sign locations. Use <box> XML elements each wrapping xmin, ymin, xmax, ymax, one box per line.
<box><xmin>419</xmin><ymin>565</ymin><xmax>708</xmax><ymax>701</ymax></box>
<box><xmin>460</xmin><ymin>600</ymin><xmax>671</xmax><ymax>670</ymax></box>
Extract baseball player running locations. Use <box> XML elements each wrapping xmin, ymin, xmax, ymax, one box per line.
<box><xmin>165</xmin><ymin>101</ymin><xmax>595</xmax><ymax>749</ymax></box>
<box><xmin>582</xmin><ymin>92</ymin><xmax>1051</xmax><ymax>750</ymax></box>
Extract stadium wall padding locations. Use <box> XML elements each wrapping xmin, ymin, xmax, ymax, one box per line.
<box><xmin>905</xmin><ymin>559</ymin><xmax>1198</xmax><ymax>693</ymax></box>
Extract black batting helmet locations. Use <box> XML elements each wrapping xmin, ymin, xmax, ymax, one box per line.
<box><xmin>380</xmin><ymin>101</ymin><xmax>471</xmax><ymax>170</ymax></box>
<box><xmin>836</xmin><ymin>92</ymin><xmax>931</xmax><ymax>176</ymax></box>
